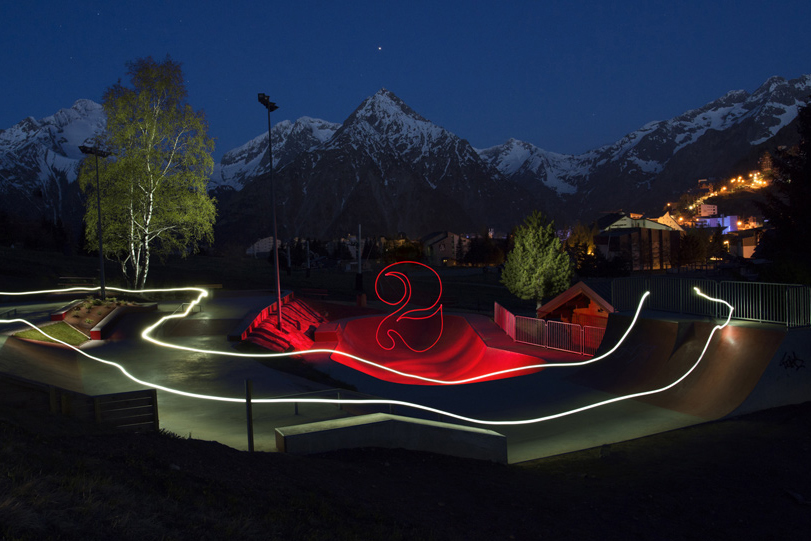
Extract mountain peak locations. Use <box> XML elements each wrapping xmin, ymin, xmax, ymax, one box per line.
<box><xmin>349</xmin><ymin>88</ymin><xmax>428</xmax><ymax>126</ymax></box>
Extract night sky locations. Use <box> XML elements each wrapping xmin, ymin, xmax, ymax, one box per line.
<box><xmin>2</xmin><ymin>0</ymin><xmax>809</xmax><ymax>160</ymax></box>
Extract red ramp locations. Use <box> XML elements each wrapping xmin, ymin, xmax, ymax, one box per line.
<box><xmin>329</xmin><ymin>315</ymin><xmax>549</xmax><ymax>385</ymax></box>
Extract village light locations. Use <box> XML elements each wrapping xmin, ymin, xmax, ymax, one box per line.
<box><xmin>79</xmin><ymin>145</ymin><xmax>110</xmax><ymax>300</ymax></box>
<box><xmin>257</xmin><ymin>93</ymin><xmax>283</xmax><ymax>331</ymax></box>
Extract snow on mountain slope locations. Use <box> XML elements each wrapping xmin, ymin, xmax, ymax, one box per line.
<box><xmin>0</xmin><ymin>99</ymin><xmax>106</xmax><ymax>188</ymax></box>
<box><xmin>477</xmin><ymin>139</ymin><xmax>582</xmax><ymax>195</ymax></box>
<box><xmin>321</xmin><ymin>88</ymin><xmax>489</xmax><ymax>190</ymax></box>
<box><xmin>208</xmin><ymin>116</ymin><xmax>339</xmax><ymax>191</ymax></box>
<box><xmin>479</xmin><ymin>74</ymin><xmax>811</xmax><ymax>203</ymax></box>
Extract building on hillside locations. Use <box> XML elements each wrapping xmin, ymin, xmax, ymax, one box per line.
<box><xmin>696</xmin><ymin>214</ymin><xmax>738</xmax><ymax>234</ymax></box>
<box><xmin>536</xmin><ymin>281</ymin><xmax>615</xmax><ymax>328</ymax></box>
<box><xmin>697</xmin><ymin>178</ymin><xmax>715</xmax><ymax>191</ymax></box>
<box><xmin>699</xmin><ymin>204</ymin><xmax>718</xmax><ymax>217</ymax></box>
<box><xmin>594</xmin><ymin>212</ymin><xmax>682</xmax><ymax>272</ymax></box>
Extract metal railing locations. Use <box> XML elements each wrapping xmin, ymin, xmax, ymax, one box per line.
<box><xmin>494</xmin><ymin>302</ymin><xmax>516</xmax><ymax>340</ymax></box>
<box><xmin>611</xmin><ymin>277</ymin><xmax>811</xmax><ymax>327</ymax></box>
<box><xmin>495</xmin><ymin>304</ymin><xmax>605</xmax><ymax>356</ymax></box>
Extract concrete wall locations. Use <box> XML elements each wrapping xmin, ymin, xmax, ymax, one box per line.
<box><xmin>276</xmin><ymin>413</ymin><xmax>508</xmax><ymax>463</ymax></box>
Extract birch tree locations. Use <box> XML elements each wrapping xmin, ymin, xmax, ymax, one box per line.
<box><xmin>79</xmin><ymin>56</ymin><xmax>216</xmax><ymax>289</ymax></box>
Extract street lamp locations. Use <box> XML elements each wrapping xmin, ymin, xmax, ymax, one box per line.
<box><xmin>79</xmin><ymin>145</ymin><xmax>110</xmax><ymax>300</ymax></box>
<box><xmin>257</xmin><ymin>93</ymin><xmax>283</xmax><ymax>330</ymax></box>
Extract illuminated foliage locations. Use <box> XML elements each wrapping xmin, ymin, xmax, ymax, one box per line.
<box><xmin>501</xmin><ymin>211</ymin><xmax>572</xmax><ymax>308</ymax></box>
<box><xmin>78</xmin><ymin>56</ymin><xmax>216</xmax><ymax>289</ymax></box>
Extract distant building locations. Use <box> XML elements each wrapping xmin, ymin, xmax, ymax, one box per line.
<box><xmin>652</xmin><ymin>211</ymin><xmax>684</xmax><ymax>232</ymax></box>
<box><xmin>727</xmin><ymin>228</ymin><xmax>764</xmax><ymax>259</ymax></box>
<box><xmin>422</xmin><ymin>231</ymin><xmax>468</xmax><ymax>266</ymax></box>
<box><xmin>696</xmin><ymin>215</ymin><xmax>738</xmax><ymax>234</ymax></box>
<box><xmin>594</xmin><ymin>212</ymin><xmax>682</xmax><ymax>272</ymax></box>
<box><xmin>697</xmin><ymin>178</ymin><xmax>716</xmax><ymax>191</ymax></box>
<box><xmin>246</xmin><ymin>236</ymin><xmax>280</xmax><ymax>257</ymax></box>
<box><xmin>699</xmin><ymin>204</ymin><xmax>717</xmax><ymax>217</ymax></box>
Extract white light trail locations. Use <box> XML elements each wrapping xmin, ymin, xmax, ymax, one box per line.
<box><xmin>0</xmin><ymin>286</ymin><xmax>732</xmax><ymax>426</ymax></box>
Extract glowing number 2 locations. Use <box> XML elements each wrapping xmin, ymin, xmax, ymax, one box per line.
<box><xmin>374</xmin><ymin>261</ymin><xmax>444</xmax><ymax>352</ymax></box>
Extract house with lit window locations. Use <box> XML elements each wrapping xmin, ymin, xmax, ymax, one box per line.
<box><xmin>422</xmin><ymin>232</ymin><xmax>468</xmax><ymax>266</ymax></box>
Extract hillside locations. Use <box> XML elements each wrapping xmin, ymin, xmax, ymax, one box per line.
<box><xmin>2</xmin><ymin>400</ymin><xmax>810</xmax><ymax>540</ymax></box>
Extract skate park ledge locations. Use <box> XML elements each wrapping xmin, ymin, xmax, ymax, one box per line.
<box><xmin>275</xmin><ymin>413</ymin><xmax>508</xmax><ymax>463</ymax></box>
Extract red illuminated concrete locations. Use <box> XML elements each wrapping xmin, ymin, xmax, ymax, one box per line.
<box><xmin>328</xmin><ymin>314</ymin><xmax>553</xmax><ymax>385</ymax></box>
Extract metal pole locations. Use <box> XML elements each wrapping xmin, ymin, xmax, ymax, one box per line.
<box><xmin>94</xmin><ymin>154</ymin><xmax>106</xmax><ymax>300</ymax></box>
<box><xmin>266</xmin><ymin>108</ymin><xmax>283</xmax><ymax>331</ymax></box>
<box><xmin>355</xmin><ymin>223</ymin><xmax>363</xmax><ymax>293</ymax></box>
<box><xmin>246</xmin><ymin>379</ymin><xmax>254</xmax><ymax>452</ymax></box>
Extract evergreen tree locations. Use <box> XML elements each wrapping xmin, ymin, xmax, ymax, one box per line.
<box><xmin>501</xmin><ymin>211</ymin><xmax>572</xmax><ymax>308</ymax></box>
<box><xmin>463</xmin><ymin>232</ymin><xmax>504</xmax><ymax>266</ymax></box>
<box><xmin>677</xmin><ymin>228</ymin><xmax>709</xmax><ymax>268</ymax></box>
<box><xmin>78</xmin><ymin>56</ymin><xmax>216</xmax><ymax>289</ymax></box>
<box><xmin>755</xmin><ymin>100</ymin><xmax>811</xmax><ymax>282</ymax></box>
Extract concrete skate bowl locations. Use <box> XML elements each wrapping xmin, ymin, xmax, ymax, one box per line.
<box><xmin>573</xmin><ymin>313</ymin><xmax>796</xmax><ymax>420</ymax></box>
<box><xmin>329</xmin><ymin>314</ymin><xmax>547</xmax><ymax>385</ymax></box>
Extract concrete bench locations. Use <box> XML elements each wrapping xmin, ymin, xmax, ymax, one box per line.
<box><xmin>275</xmin><ymin>413</ymin><xmax>507</xmax><ymax>463</ymax></box>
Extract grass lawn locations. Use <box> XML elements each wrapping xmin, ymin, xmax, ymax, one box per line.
<box><xmin>14</xmin><ymin>321</ymin><xmax>89</xmax><ymax>346</ymax></box>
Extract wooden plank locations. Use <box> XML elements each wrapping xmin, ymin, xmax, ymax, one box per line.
<box><xmin>94</xmin><ymin>389</ymin><xmax>155</xmax><ymax>402</ymax></box>
<box><xmin>0</xmin><ymin>373</ymin><xmax>158</xmax><ymax>432</ymax></box>
<box><xmin>95</xmin><ymin>397</ymin><xmax>154</xmax><ymax>410</ymax></box>
<box><xmin>98</xmin><ymin>407</ymin><xmax>155</xmax><ymax>422</ymax></box>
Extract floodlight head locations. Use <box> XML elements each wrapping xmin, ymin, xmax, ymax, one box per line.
<box><xmin>257</xmin><ymin>93</ymin><xmax>279</xmax><ymax>112</ymax></box>
<box><xmin>79</xmin><ymin>145</ymin><xmax>110</xmax><ymax>158</ymax></box>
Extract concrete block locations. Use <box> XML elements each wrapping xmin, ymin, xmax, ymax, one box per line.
<box><xmin>275</xmin><ymin>413</ymin><xmax>507</xmax><ymax>463</ymax></box>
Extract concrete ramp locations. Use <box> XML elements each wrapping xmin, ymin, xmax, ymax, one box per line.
<box><xmin>575</xmin><ymin>313</ymin><xmax>793</xmax><ymax>420</ymax></box>
<box><xmin>275</xmin><ymin>413</ymin><xmax>508</xmax><ymax>463</ymax></box>
<box><xmin>329</xmin><ymin>315</ymin><xmax>548</xmax><ymax>384</ymax></box>
<box><xmin>729</xmin><ymin>326</ymin><xmax>811</xmax><ymax>417</ymax></box>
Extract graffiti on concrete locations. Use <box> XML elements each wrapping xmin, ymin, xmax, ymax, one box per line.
<box><xmin>779</xmin><ymin>351</ymin><xmax>806</xmax><ymax>372</ymax></box>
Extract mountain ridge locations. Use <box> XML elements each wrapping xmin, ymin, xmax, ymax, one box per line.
<box><xmin>1</xmin><ymin>75</ymin><xmax>808</xmax><ymax>247</ymax></box>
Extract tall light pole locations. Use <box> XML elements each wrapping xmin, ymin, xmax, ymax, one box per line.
<box><xmin>79</xmin><ymin>145</ymin><xmax>110</xmax><ymax>300</ymax></box>
<box><xmin>257</xmin><ymin>93</ymin><xmax>283</xmax><ymax>330</ymax></box>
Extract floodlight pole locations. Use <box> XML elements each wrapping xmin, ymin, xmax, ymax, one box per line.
<box><xmin>79</xmin><ymin>145</ymin><xmax>110</xmax><ymax>300</ymax></box>
<box><xmin>258</xmin><ymin>94</ymin><xmax>283</xmax><ymax>330</ymax></box>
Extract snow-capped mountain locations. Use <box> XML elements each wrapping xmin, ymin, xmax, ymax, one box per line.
<box><xmin>0</xmin><ymin>99</ymin><xmax>105</xmax><ymax>227</ymax></box>
<box><xmin>209</xmin><ymin>116</ymin><xmax>340</xmax><ymax>192</ymax></box>
<box><xmin>1</xmin><ymin>75</ymin><xmax>809</xmax><ymax>248</ymax></box>
<box><xmin>480</xmin><ymin>74</ymin><xmax>810</xmax><ymax>217</ymax></box>
<box><xmin>215</xmin><ymin>89</ymin><xmax>536</xmax><ymax>241</ymax></box>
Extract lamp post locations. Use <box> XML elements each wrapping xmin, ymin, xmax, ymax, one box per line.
<box><xmin>79</xmin><ymin>145</ymin><xmax>110</xmax><ymax>300</ymax></box>
<box><xmin>257</xmin><ymin>93</ymin><xmax>283</xmax><ymax>330</ymax></box>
